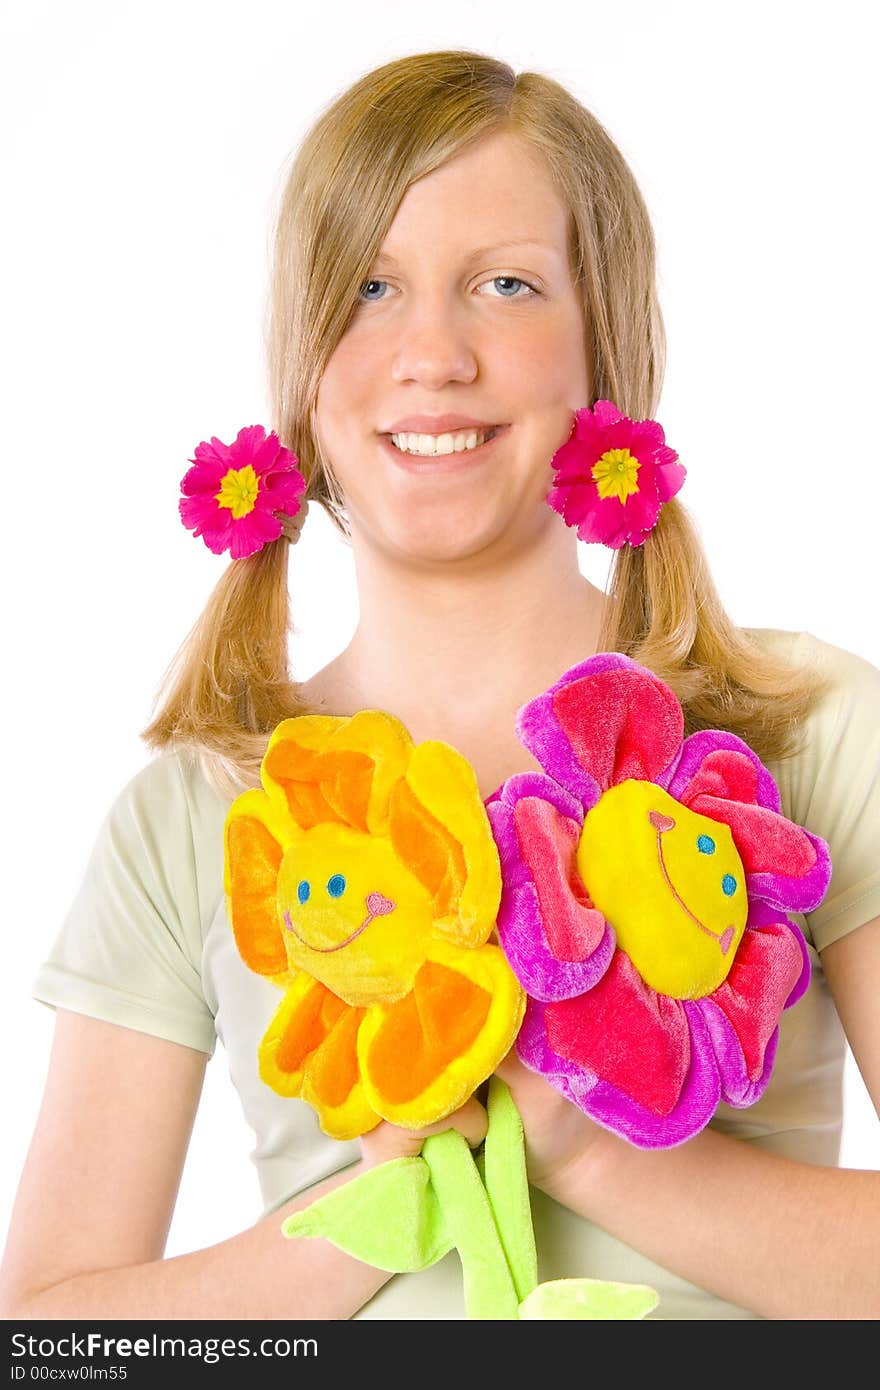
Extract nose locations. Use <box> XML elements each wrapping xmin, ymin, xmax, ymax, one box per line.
<box><xmin>390</xmin><ymin>294</ymin><xmax>478</xmax><ymax>388</ymax></box>
<box><xmin>366</xmin><ymin>891</ymin><xmax>395</xmax><ymax>917</ymax></box>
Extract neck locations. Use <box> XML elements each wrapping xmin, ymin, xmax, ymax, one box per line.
<box><xmin>319</xmin><ymin>525</ymin><xmax>610</xmax><ymax>741</ymax></box>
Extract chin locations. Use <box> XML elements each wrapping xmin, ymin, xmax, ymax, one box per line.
<box><xmin>379</xmin><ymin>507</ymin><xmax>514</xmax><ymax>564</ymax></box>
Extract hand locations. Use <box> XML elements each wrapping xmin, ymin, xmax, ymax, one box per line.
<box><xmin>359</xmin><ymin>1093</ymin><xmax>488</xmax><ymax>1171</ymax></box>
<box><xmin>494</xmin><ymin>1047</ymin><xmax>605</xmax><ymax>1192</ymax></box>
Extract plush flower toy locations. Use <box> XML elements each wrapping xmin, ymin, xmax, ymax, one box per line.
<box><xmin>486</xmin><ymin>654</ymin><xmax>832</xmax><ymax>1147</ymax></box>
<box><xmin>224</xmin><ymin>711</ymin><xmax>658</xmax><ymax>1320</ymax></box>
<box><xmin>224</xmin><ymin>711</ymin><xmax>522</xmax><ymax>1138</ymax></box>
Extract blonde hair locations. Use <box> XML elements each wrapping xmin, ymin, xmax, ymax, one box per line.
<box><xmin>142</xmin><ymin>48</ymin><xmax>833</xmax><ymax>801</ymax></box>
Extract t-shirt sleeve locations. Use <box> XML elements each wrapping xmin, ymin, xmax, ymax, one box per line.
<box><xmin>31</xmin><ymin>752</ymin><xmax>218</xmax><ymax>1055</ymax></box>
<box><xmin>795</xmin><ymin>633</ymin><xmax>880</xmax><ymax>953</ymax></box>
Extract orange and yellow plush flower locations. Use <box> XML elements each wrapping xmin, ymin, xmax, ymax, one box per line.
<box><xmin>224</xmin><ymin>711</ymin><xmax>525</xmax><ymax>1139</ymax></box>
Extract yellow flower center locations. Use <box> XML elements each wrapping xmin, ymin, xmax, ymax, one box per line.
<box><xmin>575</xmin><ymin>779</ymin><xmax>748</xmax><ymax>999</ymax></box>
<box><xmin>216</xmin><ymin>464</ymin><xmax>260</xmax><ymax>518</ymax></box>
<box><xmin>592</xmin><ymin>447</ymin><xmax>641</xmax><ymax>502</ymax></box>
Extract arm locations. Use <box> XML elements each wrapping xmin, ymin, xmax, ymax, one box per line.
<box><xmin>0</xmin><ymin>1010</ymin><xmax>395</xmax><ymax>1320</ymax></box>
<box><xmin>531</xmin><ymin>916</ymin><xmax>880</xmax><ymax>1321</ymax></box>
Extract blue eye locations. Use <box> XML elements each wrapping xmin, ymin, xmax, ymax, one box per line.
<box><xmin>297</xmin><ymin>880</ymin><xmax>311</xmax><ymax>904</ymax></box>
<box><xmin>697</xmin><ymin>835</ymin><xmax>716</xmax><ymax>854</ymax></box>
<box><xmin>721</xmin><ymin>874</ymin><xmax>737</xmax><ymax>897</ymax></box>
<box><xmin>359</xmin><ymin>279</ymin><xmax>388</xmax><ymax>302</ymax></box>
<box><xmin>483</xmin><ymin>275</ymin><xmax>536</xmax><ymax>299</ymax></box>
<box><xmin>327</xmin><ymin>874</ymin><xmax>346</xmax><ymax>898</ymax></box>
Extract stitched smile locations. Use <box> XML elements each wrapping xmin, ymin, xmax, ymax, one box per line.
<box><xmin>283</xmin><ymin>891</ymin><xmax>396</xmax><ymax>954</ymax></box>
<box><xmin>648</xmin><ymin>810</ymin><xmax>735</xmax><ymax>955</ymax></box>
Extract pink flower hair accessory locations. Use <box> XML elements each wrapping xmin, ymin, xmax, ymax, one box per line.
<box><xmin>546</xmin><ymin>399</ymin><xmax>686</xmax><ymax>549</ymax></box>
<box><xmin>179</xmin><ymin>424</ymin><xmax>307</xmax><ymax>560</ymax></box>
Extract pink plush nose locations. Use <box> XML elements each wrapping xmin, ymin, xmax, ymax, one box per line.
<box><xmin>366</xmin><ymin>891</ymin><xmax>395</xmax><ymax>917</ymax></box>
<box><xmin>648</xmin><ymin>810</ymin><xmax>675</xmax><ymax>832</ymax></box>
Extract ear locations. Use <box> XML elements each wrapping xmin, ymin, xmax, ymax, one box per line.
<box><xmin>263</xmin><ymin>711</ymin><xmax>413</xmax><ymax>832</ymax></box>
<box><xmin>388</xmin><ymin>741</ymin><xmax>501</xmax><ymax>948</ymax></box>
<box><xmin>224</xmin><ymin>788</ymin><xmax>292</xmax><ymax>978</ymax></box>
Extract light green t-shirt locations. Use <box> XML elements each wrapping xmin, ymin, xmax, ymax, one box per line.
<box><xmin>31</xmin><ymin>628</ymin><xmax>880</xmax><ymax>1319</ymax></box>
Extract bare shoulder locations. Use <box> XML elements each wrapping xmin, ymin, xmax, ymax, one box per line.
<box><xmin>0</xmin><ymin>1010</ymin><xmax>207</xmax><ymax>1316</ymax></box>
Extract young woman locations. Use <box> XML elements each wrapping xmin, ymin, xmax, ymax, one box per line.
<box><xmin>2</xmin><ymin>50</ymin><xmax>878</xmax><ymax>1321</ymax></box>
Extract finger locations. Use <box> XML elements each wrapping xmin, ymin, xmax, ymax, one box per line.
<box><xmin>420</xmin><ymin>1095</ymin><xmax>488</xmax><ymax>1149</ymax></box>
<box><xmin>364</xmin><ymin>1120</ymin><xmax>425</xmax><ymax>1161</ymax></box>
<box><xmin>493</xmin><ymin>1053</ymin><xmax>516</xmax><ymax>1082</ymax></box>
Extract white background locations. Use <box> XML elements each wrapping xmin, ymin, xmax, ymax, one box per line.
<box><xmin>2</xmin><ymin>0</ymin><xmax>877</xmax><ymax>1266</ymax></box>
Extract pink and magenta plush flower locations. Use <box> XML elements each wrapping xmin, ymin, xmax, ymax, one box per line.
<box><xmin>486</xmin><ymin>654</ymin><xmax>831</xmax><ymax>1148</ymax></box>
<box><xmin>546</xmin><ymin>400</ymin><xmax>686</xmax><ymax>549</ymax></box>
<box><xmin>179</xmin><ymin>424</ymin><xmax>306</xmax><ymax>559</ymax></box>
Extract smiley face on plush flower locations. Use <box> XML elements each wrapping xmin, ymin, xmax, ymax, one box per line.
<box><xmin>576</xmin><ymin>777</ymin><xmax>749</xmax><ymax>999</ymax></box>
<box><xmin>224</xmin><ymin>710</ymin><xmax>524</xmax><ymax>1139</ymax></box>
<box><xmin>276</xmin><ymin>821</ymin><xmax>435</xmax><ymax>1005</ymax></box>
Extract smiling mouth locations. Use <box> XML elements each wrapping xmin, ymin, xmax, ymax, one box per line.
<box><xmin>284</xmin><ymin>909</ymin><xmax>372</xmax><ymax>953</ymax></box>
<box><xmin>283</xmin><ymin>892</ymin><xmax>396</xmax><ymax>953</ymax></box>
<box><xmin>381</xmin><ymin>424</ymin><xmax>508</xmax><ymax>460</ymax></box>
<box><xmin>649</xmin><ymin>810</ymin><xmax>736</xmax><ymax>956</ymax></box>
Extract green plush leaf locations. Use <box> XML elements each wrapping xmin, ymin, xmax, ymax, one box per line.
<box><xmin>518</xmin><ymin>1277</ymin><xmax>660</xmax><ymax>1320</ymax></box>
<box><xmin>281</xmin><ymin>1156</ymin><xmax>454</xmax><ymax>1271</ymax></box>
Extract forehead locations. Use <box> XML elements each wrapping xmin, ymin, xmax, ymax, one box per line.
<box><xmin>374</xmin><ymin>130</ymin><xmax>570</xmax><ymax>267</ymax></box>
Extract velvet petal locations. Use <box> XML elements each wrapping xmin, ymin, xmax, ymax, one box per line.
<box><xmin>582</xmin><ymin>1002</ymin><xmax>720</xmax><ymax>1148</ymax></box>
<box><xmin>698</xmin><ymin>910</ymin><xmax>809</xmax><ymax>1104</ymax></box>
<box><xmin>663</xmin><ymin>732</ymin><xmax>832</xmax><ymax>914</ymax></box>
<box><xmin>487</xmin><ymin>788</ymin><xmax>615</xmax><ymax>1002</ymax></box>
<box><xmin>696</xmin><ymin>1000</ymin><xmax>781</xmax><ymax>1108</ymax></box>
<box><xmin>223</xmin><ymin>789</ymin><xmax>289</xmax><ymax>978</ymax></box>
<box><xmin>514</xmin><ymin>654</ymin><xmax>635</xmax><ymax>809</ymax></box>
<box><xmin>544</xmin><ymin>950</ymin><xmax>692</xmax><ymax>1117</ymax></box>
<box><xmin>662</xmin><ymin>728</ymin><xmax>781</xmax><ymax>808</ymax></box>
<box><xmin>396</xmin><ymin>738</ymin><xmax>502</xmax><ymax>949</ymax></box>
<box><xmin>262</xmin><ymin>710</ymin><xmax>413</xmax><ymax>834</ymax></box>
<box><xmin>516</xmin><ymin>656</ymin><xmax>685</xmax><ymax>810</ymax></box>
<box><xmin>516</xmin><ymin>989</ymin><xmax>721</xmax><ymax>1149</ymax></box>
<box><xmin>358</xmin><ymin>939</ymin><xmax>525</xmax><ymax>1128</ymax></box>
<box><xmin>514</xmin><ymin>994</ymin><xmax>600</xmax><ymax>1108</ymax></box>
<box><xmin>512</xmin><ymin>796</ymin><xmax>607</xmax><ymax>963</ymax></box>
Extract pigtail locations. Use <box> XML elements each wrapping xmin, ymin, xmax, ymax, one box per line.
<box><xmin>598</xmin><ymin>498</ymin><xmax>835</xmax><ymax>765</ymax></box>
<box><xmin>140</xmin><ymin>535</ymin><xmax>309</xmax><ymax>800</ymax></box>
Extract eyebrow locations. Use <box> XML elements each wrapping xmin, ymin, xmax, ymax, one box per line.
<box><xmin>372</xmin><ymin>238</ymin><xmax>557</xmax><ymax>268</ymax></box>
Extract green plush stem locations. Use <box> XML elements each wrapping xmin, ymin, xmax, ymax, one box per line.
<box><xmin>480</xmin><ymin>1085</ymin><xmax>660</xmax><ymax>1320</ymax></box>
<box><xmin>483</xmin><ymin>1076</ymin><xmax>538</xmax><ymax>1302</ymax></box>
<box><xmin>279</xmin><ymin>1089</ymin><xmax>659</xmax><ymax>1320</ymax></box>
<box><xmin>420</xmin><ymin>1129</ymin><xmax>521</xmax><ymax>1320</ymax></box>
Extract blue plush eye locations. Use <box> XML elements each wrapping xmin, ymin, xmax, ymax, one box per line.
<box><xmin>297</xmin><ymin>880</ymin><xmax>311</xmax><ymax>904</ymax></box>
<box><xmin>327</xmin><ymin>874</ymin><xmax>346</xmax><ymax>898</ymax></box>
<box><xmin>696</xmin><ymin>835</ymin><xmax>716</xmax><ymax>854</ymax></box>
<box><xmin>721</xmin><ymin>873</ymin><xmax>737</xmax><ymax>897</ymax></box>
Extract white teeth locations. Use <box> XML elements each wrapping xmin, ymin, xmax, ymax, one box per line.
<box><xmin>390</xmin><ymin>427</ymin><xmax>495</xmax><ymax>456</ymax></box>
